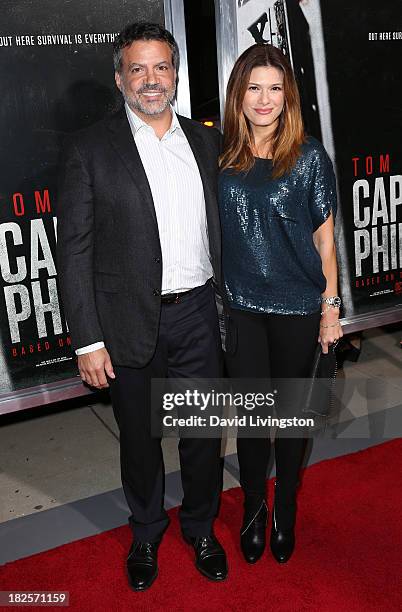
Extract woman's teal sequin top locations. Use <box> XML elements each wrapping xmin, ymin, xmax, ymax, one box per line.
<box><xmin>219</xmin><ymin>137</ymin><xmax>337</xmax><ymax>315</ymax></box>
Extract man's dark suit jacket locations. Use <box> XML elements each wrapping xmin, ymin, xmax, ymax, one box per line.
<box><xmin>56</xmin><ymin>107</ymin><xmax>222</xmax><ymax>368</ymax></box>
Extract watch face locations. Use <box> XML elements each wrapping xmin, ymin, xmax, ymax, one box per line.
<box><xmin>324</xmin><ymin>297</ymin><xmax>341</xmax><ymax>307</ymax></box>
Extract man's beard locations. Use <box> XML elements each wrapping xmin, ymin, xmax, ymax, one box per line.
<box><xmin>123</xmin><ymin>82</ymin><xmax>176</xmax><ymax>116</ymax></box>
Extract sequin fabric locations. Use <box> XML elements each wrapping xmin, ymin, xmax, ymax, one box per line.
<box><xmin>219</xmin><ymin>137</ymin><xmax>337</xmax><ymax>315</ymax></box>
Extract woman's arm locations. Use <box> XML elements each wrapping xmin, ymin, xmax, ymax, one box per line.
<box><xmin>313</xmin><ymin>212</ymin><xmax>343</xmax><ymax>353</ymax></box>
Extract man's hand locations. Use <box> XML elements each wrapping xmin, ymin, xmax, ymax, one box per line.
<box><xmin>78</xmin><ymin>348</ymin><xmax>115</xmax><ymax>389</ymax></box>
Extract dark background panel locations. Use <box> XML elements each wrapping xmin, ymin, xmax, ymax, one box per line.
<box><xmin>183</xmin><ymin>0</ymin><xmax>220</xmax><ymax>122</ymax></box>
<box><xmin>0</xmin><ymin>0</ymin><xmax>164</xmax><ymax>196</ymax></box>
<box><xmin>320</xmin><ymin>0</ymin><xmax>402</xmax><ymax>315</ymax></box>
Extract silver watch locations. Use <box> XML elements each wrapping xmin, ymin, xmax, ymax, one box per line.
<box><xmin>322</xmin><ymin>296</ymin><xmax>342</xmax><ymax>309</ymax></box>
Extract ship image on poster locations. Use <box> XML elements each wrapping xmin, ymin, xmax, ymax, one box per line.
<box><xmin>0</xmin><ymin>0</ymin><xmax>164</xmax><ymax>394</ymax></box>
<box><xmin>235</xmin><ymin>0</ymin><xmax>402</xmax><ymax>322</ymax></box>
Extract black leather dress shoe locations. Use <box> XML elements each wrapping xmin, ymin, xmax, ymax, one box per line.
<box><xmin>127</xmin><ymin>541</ymin><xmax>159</xmax><ymax>591</ymax></box>
<box><xmin>240</xmin><ymin>500</ymin><xmax>268</xmax><ymax>563</ymax></box>
<box><xmin>184</xmin><ymin>534</ymin><xmax>228</xmax><ymax>581</ymax></box>
<box><xmin>270</xmin><ymin>508</ymin><xmax>295</xmax><ymax>564</ymax></box>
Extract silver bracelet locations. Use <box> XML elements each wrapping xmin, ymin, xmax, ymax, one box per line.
<box><xmin>321</xmin><ymin>306</ymin><xmax>341</xmax><ymax>315</ymax></box>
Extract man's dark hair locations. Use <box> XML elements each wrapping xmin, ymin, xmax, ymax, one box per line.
<box><xmin>113</xmin><ymin>22</ymin><xmax>180</xmax><ymax>73</ymax></box>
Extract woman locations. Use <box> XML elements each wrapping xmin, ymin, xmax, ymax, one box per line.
<box><xmin>219</xmin><ymin>44</ymin><xmax>343</xmax><ymax>565</ymax></box>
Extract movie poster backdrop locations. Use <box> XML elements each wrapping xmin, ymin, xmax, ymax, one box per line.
<box><xmin>0</xmin><ymin>0</ymin><xmax>165</xmax><ymax>394</ymax></box>
<box><xmin>235</xmin><ymin>0</ymin><xmax>402</xmax><ymax>322</ymax></box>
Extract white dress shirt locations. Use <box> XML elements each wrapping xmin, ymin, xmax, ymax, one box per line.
<box><xmin>76</xmin><ymin>105</ymin><xmax>213</xmax><ymax>355</ymax></box>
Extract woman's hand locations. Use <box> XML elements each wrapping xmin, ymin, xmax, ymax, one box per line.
<box><xmin>318</xmin><ymin>308</ymin><xmax>343</xmax><ymax>353</ymax></box>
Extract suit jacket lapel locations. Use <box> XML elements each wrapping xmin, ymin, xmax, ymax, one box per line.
<box><xmin>108</xmin><ymin>109</ymin><xmax>215</xmax><ymax>226</ymax></box>
<box><xmin>106</xmin><ymin>109</ymin><xmax>221</xmax><ymax>284</ymax></box>
<box><xmin>177</xmin><ymin>115</ymin><xmax>222</xmax><ymax>282</ymax></box>
<box><xmin>107</xmin><ymin>108</ymin><xmax>158</xmax><ymax>227</ymax></box>
<box><xmin>177</xmin><ymin>115</ymin><xmax>215</xmax><ymax>207</ymax></box>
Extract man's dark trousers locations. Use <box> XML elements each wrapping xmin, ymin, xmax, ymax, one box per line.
<box><xmin>110</xmin><ymin>280</ymin><xmax>223</xmax><ymax>542</ymax></box>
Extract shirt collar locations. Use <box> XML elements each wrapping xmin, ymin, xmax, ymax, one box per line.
<box><xmin>125</xmin><ymin>103</ymin><xmax>181</xmax><ymax>138</ymax></box>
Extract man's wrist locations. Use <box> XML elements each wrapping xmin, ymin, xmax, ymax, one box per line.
<box><xmin>76</xmin><ymin>342</ymin><xmax>105</xmax><ymax>355</ymax></box>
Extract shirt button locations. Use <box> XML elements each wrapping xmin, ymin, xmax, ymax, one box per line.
<box><xmin>154</xmin><ymin>257</ymin><xmax>161</xmax><ymax>264</ymax></box>
<box><xmin>153</xmin><ymin>289</ymin><xmax>161</xmax><ymax>296</ymax></box>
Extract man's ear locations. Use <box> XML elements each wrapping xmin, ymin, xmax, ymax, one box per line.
<box><xmin>115</xmin><ymin>71</ymin><xmax>122</xmax><ymax>91</ymax></box>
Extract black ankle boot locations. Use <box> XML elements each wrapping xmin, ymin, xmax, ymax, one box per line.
<box><xmin>270</xmin><ymin>483</ymin><xmax>296</xmax><ymax>564</ymax></box>
<box><xmin>240</xmin><ymin>499</ymin><xmax>268</xmax><ymax>564</ymax></box>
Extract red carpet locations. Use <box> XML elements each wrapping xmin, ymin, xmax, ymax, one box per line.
<box><xmin>1</xmin><ymin>440</ymin><xmax>401</xmax><ymax>611</ymax></box>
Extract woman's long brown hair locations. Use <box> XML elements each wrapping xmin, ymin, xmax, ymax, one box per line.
<box><xmin>219</xmin><ymin>44</ymin><xmax>306</xmax><ymax>178</ymax></box>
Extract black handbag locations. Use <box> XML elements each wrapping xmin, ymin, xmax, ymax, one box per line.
<box><xmin>215</xmin><ymin>292</ymin><xmax>238</xmax><ymax>355</ymax></box>
<box><xmin>302</xmin><ymin>341</ymin><xmax>339</xmax><ymax>417</ymax></box>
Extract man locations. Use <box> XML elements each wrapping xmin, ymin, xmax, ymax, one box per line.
<box><xmin>57</xmin><ymin>22</ymin><xmax>227</xmax><ymax>591</ymax></box>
